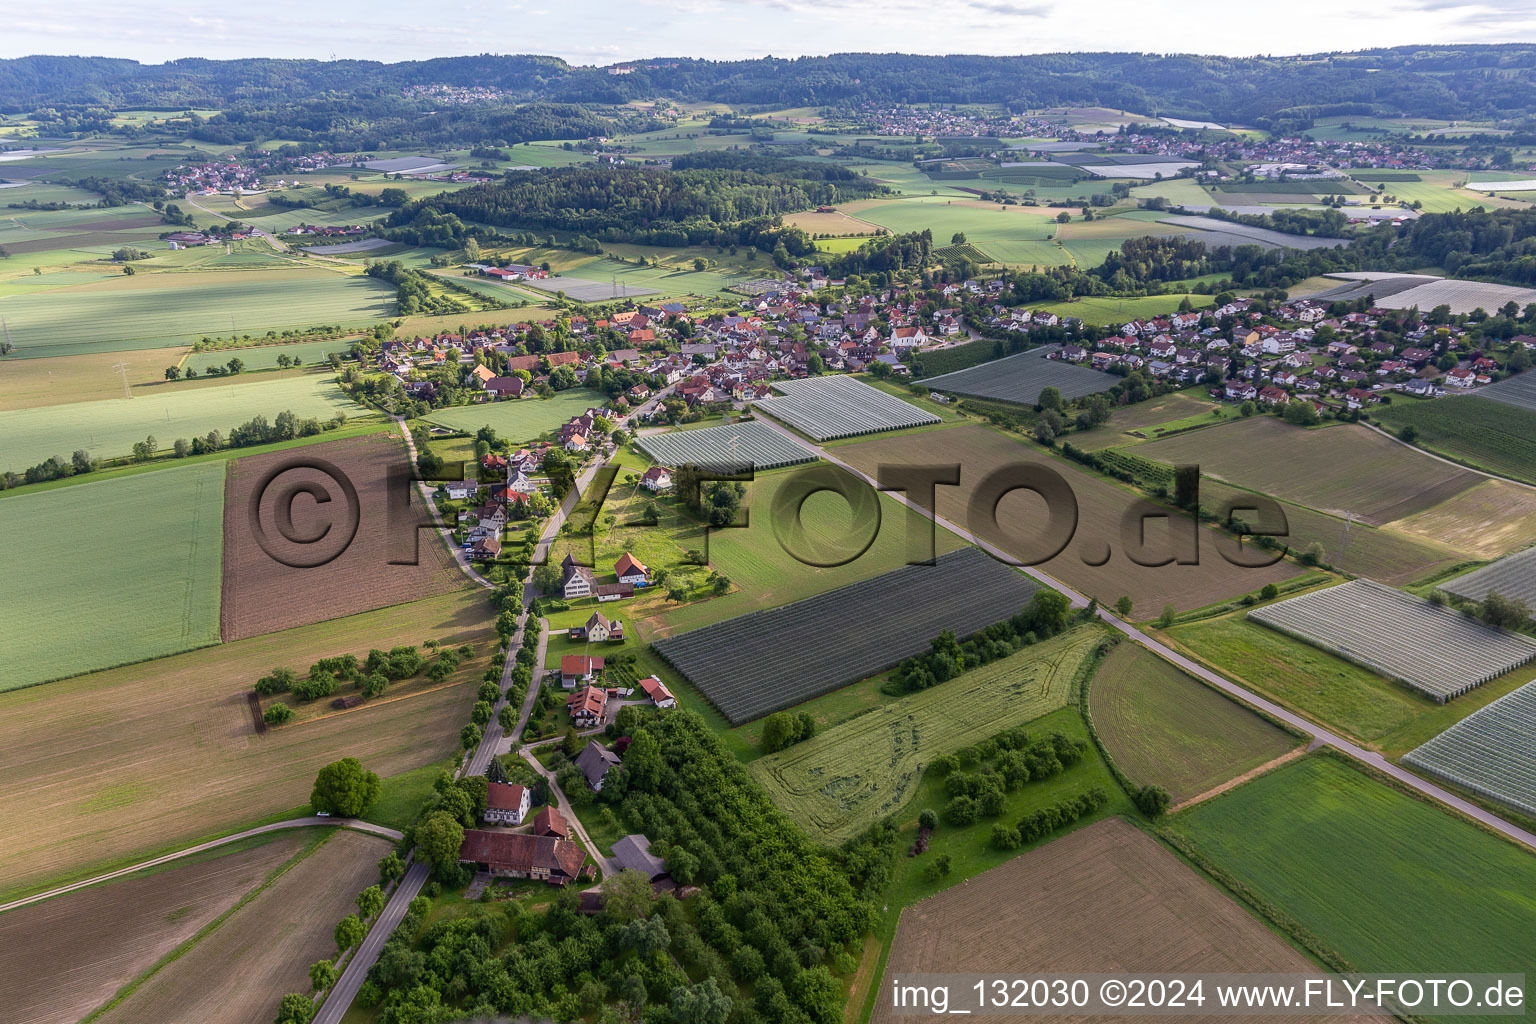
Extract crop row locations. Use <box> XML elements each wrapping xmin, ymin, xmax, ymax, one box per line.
<box><xmin>1404</xmin><ymin>679</ymin><xmax>1536</xmax><ymax>817</ymax></box>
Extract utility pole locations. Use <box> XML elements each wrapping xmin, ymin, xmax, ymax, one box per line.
<box><xmin>112</xmin><ymin>361</ymin><xmax>131</xmax><ymax>399</ymax></box>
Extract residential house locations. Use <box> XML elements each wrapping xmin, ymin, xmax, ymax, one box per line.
<box><xmin>570</xmin><ymin>611</ymin><xmax>623</xmax><ymax>642</ymax></box>
<box><xmin>639</xmin><ymin>675</ymin><xmax>675</xmax><ymax>708</ymax></box>
<box><xmin>615</xmin><ymin>553</ymin><xmax>649</xmax><ymax>585</ymax></box>
<box><xmin>595</xmin><ymin>582</ymin><xmax>635</xmax><ymax>602</ymax></box>
<box><xmin>560</xmin><ymin>654</ymin><xmax>605</xmax><ymax>688</ymax></box>
<box><xmin>485</xmin><ymin>376</ymin><xmax>525</xmax><ymax>399</ymax></box>
<box><xmin>484</xmin><ymin>782</ymin><xmax>531</xmax><ymax>825</ymax></box>
<box><xmin>640</xmin><ymin>466</ymin><xmax>673</xmax><ymax>492</ymax></box>
<box><xmin>458</xmin><ymin>830</ymin><xmax>585</xmax><ymax>886</ymax></box>
<box><xmin>567</xmin><ymin>684</ymin><xmax>608</xmax><ymax>727</ymax></box>
<box><xmin>562</xmin><ymin>564</ymin><xmax>596</xmax><ymax>600</ymax></box>
<box><xmin>575</xmin><ymin>742</ymin><xmax>622</xmax><ymax>791</ymax></box>
<box><xmin>611</xmin><ymin>834</ymin><xmax>668</xmax><ymax>880</ymax></box>
<box><xmin>533</xmin><ymin>805</ymin><xmax>569</xmax><ymax>839</ymax></box>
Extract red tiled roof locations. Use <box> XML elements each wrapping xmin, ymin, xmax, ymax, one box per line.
<box><xmin>458</xmin><ymin>829</ymin><xmax>584</xmax><ymax>880</ymax></box>
<box><xmin>534</xmin><ymin>804</ymin><xmax>569</xmax><ymax>838</ymax></box>
<box><xmin>487</xmin><ymin>782</ymin><xmax>528</xmax><ymax>811</ymax></box>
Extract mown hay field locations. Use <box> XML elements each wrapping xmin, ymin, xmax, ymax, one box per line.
<box><xmin>220</xmin><ymin>433</ymin><xmax>467</xmax><ymax>641</ymax></box>
<box><xmin>1072</xmin><ymin>391</ymin><xmax>1227</xmax><ymax>451</ymax></box>
<box><xmin>98</xmin><ymin>829</ymin><xmax>389</xmax><ymax>1024</ymax></box>
<box><xmin>0</xmin><ymin>462</ymin><xmax>225</xmax><ymax>692</ymax></box>
<box><xmin>0</xmin><ymin>346</ymin><xmax>190</xmax><ymax>411</ymax></box>
<box><xmin>874</xmin><ymin>817</ymin><xmax>1383</xmax><ymax>1024</ymax></box>
<box><xmin>0</xmin><ymin>268</ymin><xmax>396</xmax><ymax>358</ymax></box>
<box><xmin>0</xmin><ymin>370</ymin><xmax>366</xmax><ymax>470</ymax></box>
<box><xmin>0</xmin><ymin>832</ymin><xmax>307</xmax><ymax>1024</ymax></box>
<box><xmin>750</xmin><ymin>628</ymin><xmax>1100</xmax><ymax>841</ymax></box>
<box><xmin>1169</xmin><ymin>756</ymin><xmax>1536</xmax><ymax>982</ymax></box>
<box><xmin>837</xmin><ymin>424</ymin><xmax>1301</xmax><ymax>614</ymax></box>
<box><xmin>1134</xmin><ymin>417</ymin><xmax>1482</xmax><ymax>526</ymax></box>
<box><xmin>0</xmin><ymin>590</ymin><xmax>491</xmax><ymax>899</ymax></box>
<box><xmin>1088</xmin><ymin>640</ymin><xmax>1300</xmax><ymax>802</ymax></box>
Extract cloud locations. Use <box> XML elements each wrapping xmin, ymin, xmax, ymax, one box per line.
<box><xmin>968</xmin><ymin>0</ymin><xmax>1052</xmax><ymax>15</ymax></box>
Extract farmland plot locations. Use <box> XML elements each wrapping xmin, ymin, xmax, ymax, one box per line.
<box><xmin>0</xmin><ymin>462</ymin><xmax>225</xmax><ymax>692</ymax></box>
<box><xmin>0</xmin><ymin>833</ymin><xmax>305</xmax><ymax>1024</ymax></box>
<box><xmin>1373</xmin><ymin>397</ymin><xmax>1536</xmax><ymax>487</ymax></box>
<box><xmin>1477</xmin><ymin>371</ymin><xmax>1536</xmax><ymax>412</ymax></box>
<box><xmin>220</xmin><ymin>433</ymin><xmax>467</xmax><ymax>641</ymax></box>
<box><xmin>924</xmin><ymin>348</ymin><xmax>1117</xmax><ymax>404</ymax></box>
<box><xmin>1169</xmin><ymin>756</ymin><xmax>1536</xmax><ymax>983</ymax></box>
<box><xmin>1249</xmin><ymin>579</ymin><xmax>1536</xmax><ymax>701</ymax></box>
<box><xmin>1157</xmin><ymin>215</ymin><xmax>1349</xmax><ymax>251</ymax></box>
<box><xmin>1442</xmin><ymin>545</ymin><xmax>1536</xmax><ymax>609</ymax></box>
<box><xmin>1404</xmin><ymin>679</ymin><xmax>1536</xmax><ymax>817</ymax></box>
<box><xmin>874</xmin><ymin>817</ymin><xmax>1383</xmax><ymax>1024</ymax></box>
<box><xmin>756</xmin><ymin>375</ymin><xmax>940</xmax><ymax>440</ymax></box>
<box><xmin>425</xmin><ymin>388</ymin><xmax>604</xmax><ymax>445</ymax></box>
<box><xmin>1088</xmin><ymin>640</ymin><xmax>1299</xmax><ymax>802</ymax></box>
<box><xmin>637</xmin><ymin>419</ymin><xmax>819</xmax><ymax>471</ymax></box>
<box><xmin>1386</xmin><ymin>478</ymin><xmax>1536</xmax><ymax>560</ymax></box>
<box><xmin>750</xmin><ymin>629</ymin><xmax>1098</xmax><ymax>841</ymax></box>
<box><xmin>99</xmin><ymin>830</ymin><xmax>389</xmax><ymax>1024</ymax></box>
<box><xmin>653</xmin><ymin>546</ymin><xmax>1040</xmax><ymax>724</ymax></box>
<box><xmin>1134</xmin><ymin>417</ymin><xmax>1482</xmax><ymax>526</ymax></box>
<box><xmin>837</xmin><ymin>425</ymin><xmax>1301</xmax><ymax>614</ymax></box>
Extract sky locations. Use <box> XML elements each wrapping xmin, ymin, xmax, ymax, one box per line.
<box><xmin>6</xmin><ymin>0</ymin><xmax>1536</xmax><ymax>65</ymax></box>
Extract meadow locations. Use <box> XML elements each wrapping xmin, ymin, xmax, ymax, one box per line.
<box><xmin>0</xmin><ymin>345</ymin><xmax>190</xmax><ymax>411</ymax></box>
<box><xmin>0</xmin><ymin>832</ymin><xmax>307</xmax><ymax>1024</ymax></box>
<box><xmin>749</xmin><ymin>628</ymin><xmax>1101</xmax><ymax>842</ymax></box>
<box><xmin>1373</xmin><ymin>397</ymin><xmax>1536</xmax><ymax>487</ymax></box>
<box><xmin>0</xmin><ymin>462</ymin><xmax>225</xmax><ymax>692</ymax></box>
<box><xmin>0</xmin><ymin>267</ymin><xmax>395</xmax><ymax>358</ymax></box>
<box><xmin>1089</xmin><ymin>640</ymin><xmax>1300</xmax><ymax>803</ymax></box>
<box><xmin>872</xmin><ymin>819</ymin><xmax>1369</xmax><ymax>1024</ymax></box>
<box><xmin>1169</xmin><ymin>755</ymin><xmax>1536</xmax><ymax>987</ymax></box>
<box><xmin>0</xmin><ymin>369</ymin><xmax>364</xmax><ymax>469</ymax></box>
<box><xmin>1035</xmin><ymin>292</ymin><xmax>1202</xmax><ymax>323</ymax></box>
<box><xmin>1072</xmin><ymin>391</ymin><xmax>1228</xmax><ymax>451</ymax></box>
<box><xmin>0</xmin><ymin>589</ymin><xmax>491</xmax><ymax>899</ymax></box>
<box><xmin>181</xmin><ymin>337</ymin><xmax>353</xmax><ymax>373</ymax></box>
<box><xmin>842</xmin><ymin>196</ymin><xmax>1071</xmax><ymax>265</ymax></box>
<box><xmin>836</xmin><ymin>425</ymin><xmax>1301</xmax><ymax>615</ymax></box>
<box><xmin>98</xmin><ymin>830</ymin><xmax>389</xmax><ymax>1024</ymax></box>
<box><xmin>424</xmin><ymin>389</ymin><xmax>604</xmax><ymax>444</ymax></box>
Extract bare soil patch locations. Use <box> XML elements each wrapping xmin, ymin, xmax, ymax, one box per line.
<box><xmin>0</xmin><ymin>834</ymin><xmax>304</xmax><ymax>1024</ymax></box>
<box><xmin>874</xmin><ymin>817</ymin><xmax>1387</xmax><ymax>1024</ymax></box>
<box><xmin>220</xmin><ymin>431</ymin><xmax>466</xmax><ymax>641</ymax></box>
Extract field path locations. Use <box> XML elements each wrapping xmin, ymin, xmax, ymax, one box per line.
<box><xmin>752</xmin><ymin>415</ymin><xmax>1536</xmax><ymax>855</ymax></box>
<box><xmin>0</xmin><ymin>816</ymin><xmax>402</xmax><ymax>916</ymax></box>
<box><xmin>1169</xmin><ymin>745</ymin><xmax>1309</xmax><ymax>813</ymax></box>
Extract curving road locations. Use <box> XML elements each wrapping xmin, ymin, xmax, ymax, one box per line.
<box><xmin>752</xmin><ymin>414</ymin><xmax>1536</xmax><ymax>854</ymax></box>
<box><xmin>0</xmin><ymin>817</ymin><xmax>403</xmax><ymax>916</ymax></box>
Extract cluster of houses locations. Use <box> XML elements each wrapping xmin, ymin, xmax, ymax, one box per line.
<box><xmin>989</xmin><ymin>297</ymin><xmax>1518</xmax><ymax>410</ymax></box>
<box><xmin>562</xmin><ymin>551</ymin><xmax>651</xmax><ymax>602</ymax></box>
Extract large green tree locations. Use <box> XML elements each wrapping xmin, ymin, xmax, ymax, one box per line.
<box><xmin>310</xmin><ymin>758</ymin><xmax>381</xmax><ymax>817</ymax></box>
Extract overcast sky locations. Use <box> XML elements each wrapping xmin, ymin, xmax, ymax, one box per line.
<box><xmin>6</xmin><ymin>0</ymin><xmax>1536</xmax><ymax>65</ymax></box>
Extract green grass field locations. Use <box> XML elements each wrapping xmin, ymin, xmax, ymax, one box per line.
<box><xmin>182</xmin><ymin>338</ymin><xmax>354</xmax><ymax>373</ymax></box>
<box><xmin>1</xmin><ymin>371</ymin><xmax>364</xmax><ymax>470</ymax></box>
<box><xmin>424</xmin><ymin>389</ymin><xmax>601</xmax><ymax>445</ymax></box>
<box><xmin>1170</xmin><ymin>755</ymin><xmax>1536</xmax><ymax>987</ymax></box>
<box><xmin>1372</xmin><ymin>397</ymin><xmax>1536</xmax><ymax>486</ymax></box>
<box><xmin>0</xmin><ymin>268</ymin><xmax>395</xmax><ymax>358</ymax></box>
<box><xmin>847</xmin><ymin>197</ymin><xmax>1070</xmax><ymax>265</ymax></box>
<box><xmin>749</xmin><ymin>628</ymin><xmax>1102</xmax><ymax>842</ymax></box>
<box><xmin>1036</xmin><ymin>293</ymin><xmax>1201</xmax><ymax>323</ymax></box>
<box><xmin>1088</xmin><ymin>640</ymin><xmax>1299</xmax><ymax>802</ymax></box>
<box><xmin>0</xmin><ymin>462</ymin><xmax>225</xmax><ymax>691</ymax></box>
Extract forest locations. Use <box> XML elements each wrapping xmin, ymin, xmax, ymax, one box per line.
<box><xmin>14</xmin><ymin>46</ymin><xmax>1536</xmax><ymax>131</ymax></box>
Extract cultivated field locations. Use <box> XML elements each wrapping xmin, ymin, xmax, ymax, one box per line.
<box><xmin>1202</xmin><ymin>479</ymin><xmax>1466</xmax><ymax>586</ymax></box>
<box><xmin>1089</xmin><ymin>640</ymin><xmax>1300</xmax><ymax>802</ymax></box>
<box><xmin>924</xmin><ymin>349</ymin><xmax>1118</xmax><ymax>404</ymax></box>
<box><xmin>0</xmin><ymin>590</ymin><xmax>490</xmax><ymax>897</ymax></box>
<box><xmin>655</xmin><ymin>547</ymin><xmax>1040</xmax><ymax>723</ymax></box>
<box><xmin>637</xmin><ymin>419</ymin><xmax>819</xmax><ymax>470</ymax></box>
<box><xmin>750</xmin><ymin>628</ymin><xmax>1098</xmax><ymax>841</ymax></box>
<box><xmin>837</xmin><ymin>425</ymin><xmax>1301</xmax><ymax>614</ymax></box>
<box><xmin>1373</xmin><ymin>397</ymin><xmax>1536</xmax><ymax>487</ymax></box>
<box><xmin>1157</xmin><ymin>214</ymin><xmax>1349</xmax><ymax>250</ymax></box>
<box><xmin>98</xmin><ymin>829</ymin><xmax>389</xmax><ymax>1024</ymax></box>
<box><xmin>1323</xmin><ymin>273</ymin><xmax>1536</xmax><ymax>315</ymax></box>
<box><xmin>1377</xmin><ymin>477</ymin><xmax>1536</xmax><ymax>561</ymax></box>
<box><xmin>842</xmin><ymin>197</ymin><xmax>1071</xmax><ymax>266</ymax></box>
<box><xmin>1</xmin><ymin>462</ymin><xmax>225</xmax><ymax>692</ymax></box>
<box><xmin>1072</xmin><ymin>391</ymin><xmax>1227</xmax><ymax>451</ymax></box>
<box><xmin>1135</xmin><ymin>417</ymin><xmax>1483</xmax><ymax>526</ymax></box>
<box><xmin>757</xmin><ymin>375</ymin><xmax>940</xmax><ymax>440</ymax></box>
<box><xmin>874</xmin><ymin>817</ymin><xmax>1380</xmax><ymax>1024</ymax></box>
<box><xmin>1443</xmin><ymin>545</ymin><xmax>1536</xmax><ymax>608</ymax></box>
<box><xmin>220</xmin><ymin>432</ymin><xmax>467</xmax><ymax>641</ymax></box>
<box><xmin>182</xmin><ymin>338</ymin><xmax>353</xmax><ymax>373</ymax></box>
<box><xmin>1404</xmin><ymin>679</ymin><xmax>1536</xmax><ymax>818</ymax></box>
<box><xmin>1170</xmin><ymin>756</ymin><xmax>1536</xmax><ymax>979</ymax></box>
<box><xmin>1249</xmin><ymin>579</ymin><xmax>1536</xmax><ymax>701</ymax></box>
<box><xmin>1478</xmin><ymin>371</ymin><xmax>1536</xmax><ymax>412</ymax></box>
<box><xmin>1</xmin><ymin>370</ymin><xmax>365</xmax><ymax>470</ymax></box>
<box><xmin>424</xmin><ymin>388</ymin><xmax>603</xmax><ymax>445</ymax></box>
<box><xmin>645</xmin><ymin>464</ymin><xmax>970</xmax><ymax>637</ymax></box>
<box><xmin>0</xmin><ymin>346</ymin><xmax>190</xmax><ymax>411</ymax></box>
<box><xmin>0</xmin><ymin>833</ymin><xmax>306</xmax><ymax>1024</ymax></box>
<box><xmin>0</xmin><ymin>268</ymin><xmax>396</xmax><ymax>358</ymax></box>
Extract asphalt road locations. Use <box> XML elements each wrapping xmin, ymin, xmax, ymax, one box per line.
<box><xmin>753</xmin><ymin>414</ymin><xmax>1536</xmax><ymax>854</ymax></box>
<box><xmin>0</xmin><ymin>817</ymin><xmax>403</xmax><ymax>916</ymax></box>
<box><xmin>313</xmin><ymin>860</ymin><xmax>429</xmax><ymax>1024</ymax></box>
